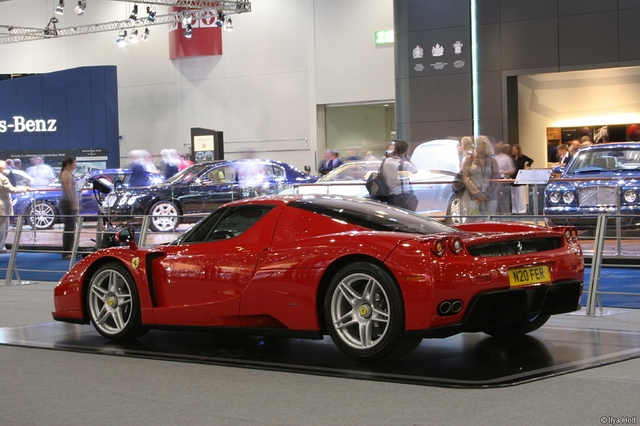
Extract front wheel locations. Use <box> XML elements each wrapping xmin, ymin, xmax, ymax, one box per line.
<box><xmin>445</xmin><ymin>195</ymin><xmax>464</xmax><ymax>225</ymax></box>
<box><xmin>87</xmin><ymin>262</ymin><xmax>147</xmax><ymax>340</ymax></box>
<box><xmin>149</xmin><ymin>201</ymin><xmax>180</xmax><ymax>232</ymax></box>
<box><xmin>324</xmin><ymin>262</ymin><xmax>420</xmax><ymax>361</ymax></box>
<box><xmin>28</xmin><ymin>201</ymin><xmax>57</xmax><ymax>230</ymax></box>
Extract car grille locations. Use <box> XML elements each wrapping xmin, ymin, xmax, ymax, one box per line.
<box><xmin>578</xmin><ymin>186</ymin><xmax>617</xmax><ymax>206</ymax></box>
<box><xmin>466</xmin><ymin>238</ymin><xmax>562</xmax><ymax>257</ymax></box>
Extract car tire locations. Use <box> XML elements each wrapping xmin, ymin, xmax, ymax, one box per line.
<box><xmin>445</xmin><ymin>195</ymin><xmax>464</xmax><ymax>225</ymax></box>
<box><xmin>324</xmin><ymin>261</ymin><xmax>421</xmax><ymax>361</ymax></box>
<box><xmin>27</xmin><ymin>201</ymin><xmax>57</xmax><ymax>230</ymax></box>
<box><xmin>149</xmin><ymin>201</ymin><xmax>180</xmax><ymax>232</ymax></box>
<box><xmin>483</xmin><ymin>313</ymin><xmax>551</xmax><ymax>338</ymax></box>
<box><xmin>87</xmin><ymin>262</ymin><xmax>147</xmax><ymax>340</ymax></box>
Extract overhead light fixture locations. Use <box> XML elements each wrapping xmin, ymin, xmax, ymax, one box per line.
<box><xmin>141</xmin><ymin>27</ymin><xmax>150</xmax><ymax>41</ymax></box>
<box><xmin>215</xmin><ymin>10</ymin><xmax>224</xmax><ymax>27</ymax></box>
<box><xmin>224</xmin><ymin>17</ymin><xmax>233</xmax><ymax>31</ymax></box>
<box><xmin>183</xmin><ymin>24</ymin><xmax>192</xmax><ymax>38</ymax></box>
<box><xmin>146</xmin><ymin>6</ymin><xmax>156</xmax><ymax>22</ymax></box>
<box><xmin>44</xmin><ymin>17</ymin><xmax>59</xmax><ymax>37</ymax></box>
<box><xmin>74</xmin><ymin>0</ymin><xmax>86</xmax><ymax>15</ymax></box>
<box><xmin>116</xmin><ymin>29</ymin><xmax>127</xmax><ymax>45</ymax></box>
<box><xmin>128</xmin><ymin>29</ymin><xmax>138</xmax><ymax>43</ymax></box>
<box><xmin>55</xmin><ymin>0</ymin><xmax>65</xmax><ymax>15</ymax></box>
<box><xmin>129</xmin><ymin>5</ymin><xmax>138</xmax><ymax>22</ymax></box>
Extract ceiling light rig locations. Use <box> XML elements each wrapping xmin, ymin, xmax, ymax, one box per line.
<box><xmin>129</xmin><ymin>5</ymin><xmax>138</xmax><ymax>22</ymax></box>
<box><xmin>74</xmin><ymin>0</ymin><xmax>87</xmax><ymax>15</ymax></box>
<box><xmin>0</xmin><ymin>0</ymin><xmax>252</xmax><ymax>44</ymax></box>
<box><xmin>55</xmin><ymin>0</ymin><xmax>65</xmax><ymax>15</ymax></box>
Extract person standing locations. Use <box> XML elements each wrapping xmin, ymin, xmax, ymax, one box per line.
<box><xmin>494</xmin><ymin>144</ymin><xmax>516</xmax><ymax>214</ymax></box>
<box><xmin>0</xmin><ymin>160</ymin><xmax>29</xmax><ymax>253</ymax></box>
<box><xmin>461</xmin><ymin>136</ymin><xmax>500</xmax><ymax>220</ymax></box>
<box><xmin>318</xmin><ymin>149</ymin><xmax>334</xmax><ymax>176</ymax></box>
<box><xmin>26</xmin><ymin>156</ymin><xmax>56</xmax><ymax>188</ymax></box>
<box><xmin>381</xmin><ymin>139</ymin><xmax>418</xmax><ymax>209</ymax></box>
<box><xmin>511</xmin><ymin>144</ymin><xmax>534</xmax><ymax>214</ymax></box>
<box><xmin>59</xmin><ymin>156</ymin><xmax>79</xmax><ymax>259</ymax></box>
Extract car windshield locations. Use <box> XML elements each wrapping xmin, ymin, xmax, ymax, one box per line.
<box><xmin>291</xmin><ymin>197</ymin><xmax>457</xmax><ymax>234</ymax></box>
<box><xmin>163</xmin><ymin>163</ymin><xmax>213</xmax><ymax>184</ymax></box>
<box><xmin>566</xmin><ymin>148</ymin><xmax>640</xmax><ymax>174</ymax></box>
<box><xmin>320</xmin><ymin>162</ymin><xmax>380</xmax><ymax>182</ymax></box>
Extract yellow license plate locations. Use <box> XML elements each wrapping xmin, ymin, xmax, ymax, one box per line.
<box><xmin>508</xmin><ymin>265</ymin><xmax>551</xmax><ymax>287</ymax></box>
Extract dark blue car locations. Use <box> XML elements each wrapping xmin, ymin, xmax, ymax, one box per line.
<box><xmin>101</xmin><ymin>159</ymin><xmax>319</xmax><ymax>232</ymax></box>
<box><xmin>13</xmin><ymin>168</ymin><xmax>164</xmax><ymax>230</ymax></box>
<box><xmin>544</xmin><ymin>142</ymin><xmax>640</xmax><ymax>228</ymax></box>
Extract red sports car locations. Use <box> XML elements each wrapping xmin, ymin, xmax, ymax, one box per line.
<box><xmin>52</xmin><ymin>195</ymin><xmax>584</xmax><ymax>361</ymax></box>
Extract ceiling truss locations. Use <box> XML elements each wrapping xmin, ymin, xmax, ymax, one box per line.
<box><xmin>0</xmin><ymin>0</ymin><xmax>251</xmax><ymax>44</ymax></box>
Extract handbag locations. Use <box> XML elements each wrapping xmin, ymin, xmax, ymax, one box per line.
<box><xmin>452</xmin><ymin>171</ymin><xmax>465</xmax><ymax>195</ymax></box>
<box><xmin>365</xmin><ymin>158</ymin><xmax>390</xmax><ymax>200</ymax></box>
<box><xmin>394</xmin><ymin>191</ymin><xmax>418</xmax><ymax>212</ymax></box>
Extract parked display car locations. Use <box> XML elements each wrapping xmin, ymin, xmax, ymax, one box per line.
<box><xmin>283</xmin><ymin>139</ymin><xmax>462</xmax><ymax>221</ymax></box>
<box><xmin>53</xmin><ymin>195</ymin><xmax>584</xmax><ymax>362</ymax></box>
<box><xmin>544</xmin><ymin>142</ymin><xmax>640</xmax><ymax>228</ymax></box>
<box><xmin>101</xmin><ymin>159</ymin><xmax>318</xmax><ymax>232</ymax></box>
<box><xmin>12</xmin><ymin>168</ymin><xmax>164</xmax><ymax>230</ymax></box>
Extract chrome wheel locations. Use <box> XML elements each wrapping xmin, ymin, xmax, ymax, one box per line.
<box><xmin>330</xmin><ymin>272</ymin><xmax>391</xmax><ymax>350</ymax></box>
<box><xmin>446</xmin><ymin>195</ymin><xmax>464</xmax><ymax>225</ymax></box>
<box><xmin>87</xmin><ymin>263</ymin><xmax>145</xmax><ymax>340</ymax></box>
<box><xmin>28</xmin><ymin>202</ymin><xmax>56</xmax><ymax>230</ymax></box>
<box><xmin>149</xmin><ymin>201</ymin><xmax>179</xmax><ymax>232</ymax></box>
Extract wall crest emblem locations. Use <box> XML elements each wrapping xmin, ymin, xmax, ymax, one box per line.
<box><xmin>431</xmin><ymin>43</ymin><xmax>444</xmax><ymax>57</ymax></box>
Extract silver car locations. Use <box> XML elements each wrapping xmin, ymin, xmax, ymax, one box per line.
<box><xmin>284</xmin><ymin>139</ymin><xmax>461</xmax><ymax>222</ymax></box>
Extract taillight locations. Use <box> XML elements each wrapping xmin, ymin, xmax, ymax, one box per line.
<box><xmin>448</xmin><ymin>237</ymin><xmax>464</xmax><ymax>255</ymax></box>
<box><xmin>429</xmin><ymin>239</ymin><xmax>446</xmax><ymax>257</ymax></box>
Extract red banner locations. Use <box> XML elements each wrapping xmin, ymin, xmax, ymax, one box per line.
<box><xmin>168</xmin><ymin>7</ymin><xmax>223</xmax><ymax>59</ymax></box>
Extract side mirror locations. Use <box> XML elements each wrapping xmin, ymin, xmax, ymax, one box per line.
<box><xmin>116</xmin><ymin>227</ymin><xmax>138</xmax><ymax>249</ymax></box>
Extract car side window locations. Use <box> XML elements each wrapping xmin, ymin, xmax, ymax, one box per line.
<box><xmin>204</xmin><ymin>205</ymin><xmax>274</xmax><ymax>242</ymax></box>
<box><xmin>179</xmin><ymin>205</ymin><xmax>274</xmax><ymax>244</ymax></box>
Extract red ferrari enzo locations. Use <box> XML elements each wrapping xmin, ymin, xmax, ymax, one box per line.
<box><xmin>53</xmin><ymin>195</ymin><xmax>584</xmax><ymax>361</ymax></box>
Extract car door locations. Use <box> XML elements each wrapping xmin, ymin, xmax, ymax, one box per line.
<box><xmin>150</xmin><ymin>204</ymin><xmax>278</xmax><ymax>326</ymax></box>
<box><xmin>180</xmin><ymin>165</ymin><xmax>242</xmax><ymax>215</ymax></box>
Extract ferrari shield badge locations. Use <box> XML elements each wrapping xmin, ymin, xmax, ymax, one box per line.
<box><xmin>131</xmin><ymin>257</ymin><xmax>140</xmax><ymax>270</ymax></box>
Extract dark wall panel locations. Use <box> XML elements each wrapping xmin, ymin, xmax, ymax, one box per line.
<box><xmin>619</xmin><ymin>8</ymin><xmax>640</xmax><ymax>61</ymax></box>
<box><xmin>476</xmin><ymin>23</ymin><xmax>501</xmax><ymax>72</ymax></box>
<box><xmin>559</xmin><ymin>12</ymin><xmax>618</xmax><ymax>67</ymax></box>
<box><xmin>501</xmin><ymin>18</ymin><xmax>559</xmax><ymax>70</ymax></box>
<box><xmin>500</xmin><ymin>0</ymin><xmax>558</xmax><ymax>22</ymax></box>
<box><xmin>405</xmin><ymin>0</ymin><xmax>470</xmax><ymax>31</ymax></box>
<box><xmin>620</xmin><ymin>0</ymin><xmax>640</xmax><ymax>9</ymax></box>
<box><xmin>475</xmin><ymin>0</ymin><xmax>500</xmax><ymax>25</ymax></box>
<box><xmin>477</xmin><ymin>71</ymin><xmax>502</xmax><ymax>120</ymax></box>
<box><xmin>16</xmin><ymin>77</ymin><xmax>44</xmax><ymax>149</ymax></box>
<box><xmin>407</xmin><ymin>74</ymin><xmax>472</xmax><ymax>123</ymax></box>
<box><xmin>558</xmin><ymin>0</ymin><xmax>617</xmax><ymax>14</ymax></box>
<box><xmin>42</xmin><ymin>72</ymin><xmax>68</xmax><ymax>149</ymax></box>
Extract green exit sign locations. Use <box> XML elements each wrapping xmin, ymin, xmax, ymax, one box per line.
<box><xmin>375</xmin><ymin>30</ymin><xmax>394</xmax><ymax>45</ymax></box>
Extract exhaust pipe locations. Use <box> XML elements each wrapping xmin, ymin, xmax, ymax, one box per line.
<box><xmin>437</xmin><ymin>299</ymin><xmax>463</xmax><ymax>316</ymax></box>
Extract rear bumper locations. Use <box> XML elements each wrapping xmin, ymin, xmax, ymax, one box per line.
<box><xmin>407</xmin><ymin>280</ymin><xmax>583</xmax><ymax>339</ymax></box>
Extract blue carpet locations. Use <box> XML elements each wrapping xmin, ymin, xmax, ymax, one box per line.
<box><xmin>1</xmin><ymin>252</ymin><xmax>639</xmax><ymax>309</ymax></box>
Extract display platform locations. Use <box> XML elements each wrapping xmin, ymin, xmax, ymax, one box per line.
<box><xmin>2</xmin><ymin>322</ymin><xmax>640</xmax><ymax>388</ymax></box>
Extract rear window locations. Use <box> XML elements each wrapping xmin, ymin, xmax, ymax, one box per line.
<box><xmin>289</xmin><ymin>197</ymin><xmax>455</xmax><ymax>235</ymax></box>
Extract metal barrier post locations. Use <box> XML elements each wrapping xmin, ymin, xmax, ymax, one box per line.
<box><xmin>4</xmin><ymin>215</ymin><xmax>32</xmax><ymax>286</ymax></box>
<box><xmin>586</xmin><ymin>214</ymin><xmax>607</xmax><ymax>316</ymax></box>
<box><xmin>68</xmin><ymin>216</ymin><xmax>83</xmax><ymax>266</ymax></box>
<box><xmin>615</xmin><ymin>186</ymin><xmax>622</xmax><ymax>256</ymax></box>
<box><xmin>139</xmin><ymin>215</ymin><xmax>149</xmax><ymax>246</ymax></box>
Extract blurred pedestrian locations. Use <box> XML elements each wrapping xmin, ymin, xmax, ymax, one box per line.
<box><xmin>381</xmin><ymin>139</ymin><xmax>418</xmax><ymax>210</ymax></box>
<box><xmin>511</xmin><ymin>144</ymin><xmax>534</xmax><ymax>214</ymax></box>
<box><xmin>0</xmin><ymin>160</ymin><xmax>29</xmax><ymax>253</ymax></box>
<box><xmin>494</xmin><ymin>144</ymin><xmax>515</xmax><ymax>214</ymax></box>
<box><xmin>59</xmin><ymin>156</ymin><xmax>79</xmax><ymax>259</ymax></box>
<box><xmin>26</xmin><ymin>156</ymin><xmax>55</xmax><ymax>187</ymax></box>
<box><xmin>461</xmin><ymin>136</ymin><xmax>500</xmax><ymax>219</ymax></box>
<box><xmin>178</xmin><ymin>153</ymin><xmax>194</xmax><ymax>171</ymax></box>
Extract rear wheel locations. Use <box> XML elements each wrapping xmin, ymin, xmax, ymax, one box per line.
<box><xmin>87</xmin><ymin>262</ymin><xmax>147</xmax><ymax>340</ymax></box>
<box><xmin>445</xmin><ymin>195</ymin><xmax>464</xmax><ymax>225</ymax></box>
<box><xmin>149</xmin><ymin>201</ymin><xmax>179</xmax><ymax>232</ymax></box>
<box><xmin>28</xmin><ymin>201</ymin><xmax>57</xmax><ymax>230</ymax></box>
<box><xmin>324</xmin><ymin>262</ymin><xmax>421</xmax><ymax>361</ymax></box>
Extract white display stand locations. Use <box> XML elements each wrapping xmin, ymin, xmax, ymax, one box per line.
<box><xmin>514</xmin><ymin>169</ymin><xmax>552</xmax><ymax>185</ymax></box>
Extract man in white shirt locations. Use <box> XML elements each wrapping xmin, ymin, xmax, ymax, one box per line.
<box><xmin>494</xmin><ymin>144</ymin><xmax>516</xmax><ymax>214</ymax></box>
<box><xmin>26</xmin><ymin>156</ymin><xmax>56</xmax><ymax>188</ymax></box>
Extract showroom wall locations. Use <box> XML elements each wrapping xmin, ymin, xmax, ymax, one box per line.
<box><xmin>0</xmin><ymin>0</ymin><xmax>394</xmax><ymax>173</ymax></box>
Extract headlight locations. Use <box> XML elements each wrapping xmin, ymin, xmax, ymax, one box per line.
<box><xmin>624</xmin><ymin>189</ymin><xmax>637</xmax><ymax>203</ymax></box>
<box><xmin>105</xmin><ymin>193</ymin><xmax>117</xmax><ymax>207</ymax></box>
<box><xmin>562</xmin><ymin>192</ymin><xmax>575</xmax><ymax>204</ymax></box>
<box><xmin>549</xmin><ymin>192</ymin><xmax>562</xmax><ymax>204</ymax></box>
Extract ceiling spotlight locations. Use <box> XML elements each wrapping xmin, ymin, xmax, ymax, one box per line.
<box><xmin>129</xmin><ymin>5</ymin><xmax>138</xmax><ymax>22</ymax></box>
<box><xmin>141</xmin><ymin>27</ymin><xmax>150</xmax><ymax>41</ymax></box>
<box><xmin>183</xmin><ymin>24</ymin><xmax>192</xmax><ymax>39</ymax></box>
<box><xmin>146</xmin><ymin>6</ymin><xmax>156</xmax><ymax>22</ymax></box>
<box><xmin>116</xmin><ymin>29</ymin><xmax>127</xmax><ymax>45</ymax></box>
<box><xmin>128</xmin><ymin>29</ymin><xmax>139</xmax><ymax>43</ymax></box>
<box><xmin>182</xmin><ymin>14</ymin><xmax>193</xmax><ymax>27</ymax></box>
<box><xmin>224</xmin><ymin>17</ymin><xmax>233</xmax><ymax>31</ymax></box>
<box><xmin>74</xmin><ymin>0</ymin><xmax>86</xmax><ymax>15</ymax></box>
<box><xmin>55</xmin><ymin>0</ymin><xmax>65</xmax><ymax>15</ymax></box>
<box><xmin>215</xmin><ymin>10</ymin><xmax>224</xmax><ymax>27</ymax></box>
<box><xmin>44</xmin><ymin>16</ymin><xmax>59</xmax><ymax>37</ymax></box>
